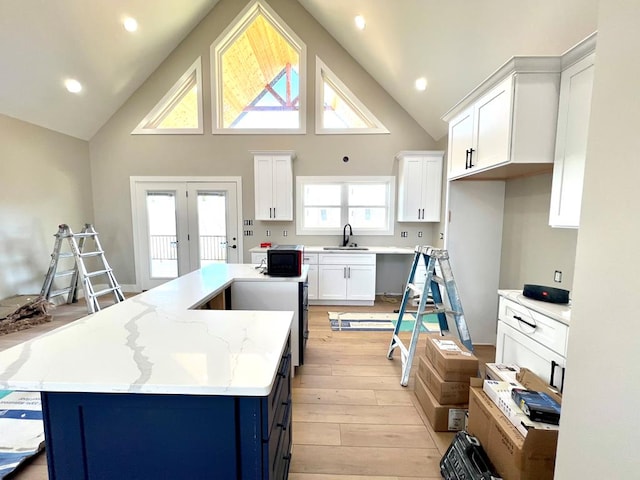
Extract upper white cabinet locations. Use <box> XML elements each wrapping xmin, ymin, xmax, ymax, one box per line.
<box><xmin>253</xmin><ymin>151</ymin><xmax>294</xmax><ymax>221</ymax></box>
<box><xmin>396</xmin><ymin>151</ymin><xmax>444</xmax><ymax>222</ymax></box>
<box><xmin>443</xmin><ymin>57</ymin><xmax>562</xmax><ymax>180</ymax></box>
<box><xmin>549</xmin><ymin>35</ymin><xmax>597</xmax><ymax>228</ymax></box>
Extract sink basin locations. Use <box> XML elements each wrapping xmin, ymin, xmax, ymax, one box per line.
<box><xmin>323</xmin><ymin>246</ymin><xmax>369</xmax><ymax>250</ymax></box>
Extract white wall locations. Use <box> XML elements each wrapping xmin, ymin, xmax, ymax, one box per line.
<box><xmin>500</xmin><ymin>173</ymin><xmax>578</xmax><ymax>291</ymax></box>
<box><xmin>555</xmin><ymin>1</ymin><xmax>640</xmax><ymax>477</ymax></box>
<box><xmin>0</xmin><ymin>114</ymin><xmax>92</xmax><ymax>298</ymax></box>
<box><xmin>88</xmin><ymin>0</ymin><xmax>438</xmax><ymax>287</ymax></box>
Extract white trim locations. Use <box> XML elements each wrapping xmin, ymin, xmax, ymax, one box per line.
<box><xmin>129</xmin><ymin>176</ymin><xmax>244</xmax><ymax>291</ymax></box>
<box><xmin>210</xmin><ymin>0</ymin><xmax>307</xmax><ymax>134</ymax></box>
<box><xmin>132</xmin><ymin>58</ymin><xmax>204</xmax><ymax>135</ymax></box>
<box><xmin>295</xmin><ymin>176</ymin><xmax>395</xmax><ymax>236</ymax></box>
<box><xmin>315</xmin><ymin>56</ymin><xmax>389</xmax><ymax>135</ymax></box>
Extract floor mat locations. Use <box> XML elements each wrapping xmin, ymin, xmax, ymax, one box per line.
<box><xmin>328</xmin><ymin>311</ymin><xmax>441</xmax><ymax>332</ymax></box>
<box><xmin>0</xmin><ymin>391</ymin><xmax>45</xmax><ymax>479</ymax></box>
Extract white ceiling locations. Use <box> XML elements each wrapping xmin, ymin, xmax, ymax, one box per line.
<box><xmin>0</xmin><ymin>0</ymin><xmax>599</xmax><ymax>141</ymax></box>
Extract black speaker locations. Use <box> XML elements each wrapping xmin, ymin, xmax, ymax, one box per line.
<box><xmin>523</xmin><ymin>284</ymin><xmax>569</xmax><ymax>304</ymax></box>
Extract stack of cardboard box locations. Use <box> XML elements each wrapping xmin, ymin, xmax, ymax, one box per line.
<box><xmin>414</xmin><ymin>333</ymin><xmax>479</xmax><ymax>432</ymax></box>
<box><xmin>467</xmin><ymin>369</ymin><xmax>562</xmax><ymax>480</ymax></box>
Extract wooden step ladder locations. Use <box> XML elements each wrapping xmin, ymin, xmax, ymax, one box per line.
<box><xmin>40</xmin><ymin>224</ymin><xmax>125</xmax><ymax>314</ymax></box>
<box><xmin>387</xmin><ymin>246</ymin><xmax>473</xmax><ymax>386</ymax></box>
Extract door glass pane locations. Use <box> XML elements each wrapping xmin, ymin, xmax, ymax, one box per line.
<box><xmin>146</xmin><ymin>192</ymin><xmax>178</xmax><ymax>278</ymax></box>
<box><xmin>198</xmin><ymin>192</ymin><xmax>227</xmax><ymax>267</ymax></box>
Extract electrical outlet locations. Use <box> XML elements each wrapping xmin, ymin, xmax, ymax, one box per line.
<box><xmin>554</xmin><ymin>270</ymin><xmax>562</xmax><ymax>282</ymax></box>
<box><xmin>417</xmin><ymin>231</ymin><xmax>423</xmax><ymax>238</ymax></box>
<box><xmin>266</xmin><ymin>230</ymin><xmax>271</xmax><ymax>236</ymax></box>
<box><xmin>400</xmin><ymin>231</ymin><xmax>408</xmax><ymax>238</ymax></box>
<box><xmin>243</xmin><ymin>230</ymin><xmax>253</xmax><ymax>236</ymax></box>
<box><xmin>283</xmin><ymin>230</ymin><xmax>288</xmax><ymax>236</ymax></box>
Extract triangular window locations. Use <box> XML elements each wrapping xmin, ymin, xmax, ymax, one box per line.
<box><xmin>211</xmin><ymin>0</ymin><xmax>306</xmax><ymax>134</ymax></box>
<box><xmin>132</xmin><ymin>58</ymin><xmax>203</xmax><ymax>134</ymax></box>
<box><xmin>316</xmin><ymin>57</ymin><xmax>388</xmax><ymax>134</ymax></box>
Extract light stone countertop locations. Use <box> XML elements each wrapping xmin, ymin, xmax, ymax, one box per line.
<box><xmin>250</xmin><ymin>245</ymin><xmax>417</xmax><ymax>255</ymax></box>
<box><xmin>0</xmin><ymin>264</ymin><xmax>305</xmax><ymax>396</ymax></box>
<box><xmin>498</xmin><ymin>289</ymin><xmax>571</xmax><ymax>325</ymax></box>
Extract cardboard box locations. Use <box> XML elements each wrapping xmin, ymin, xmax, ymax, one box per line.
<box><xmin>417</xmin><ymin>354</ymin><xmax>470</xmax><ymax>404</ymax></box>
<box><xmin>516</xmin><ymin>368</ymin><xmax>562</xmax><ymax>405</ymax></box>
<box><xmin>485</xmin><ymin>363</ymin><xmax>520</xmax><ymax>382</ymax></box>
<box><xmin>467</xmin><ymin>378</ymin><xmax>558</xmax><ymax>480</ymax></box>
<box><xmin>414</xmin><ymin>376</ymin><xmax>467</xmax><ymax>432</ymax></box>
<box><xmin>424</xmin><ymin>333</ymin><xmax>479</xmax><ymax>382</ymax></box>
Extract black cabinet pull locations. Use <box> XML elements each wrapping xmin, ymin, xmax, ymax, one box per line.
<box><xmin>465</xmin><ymin>149</ymin><xmax>470</xmax><ymax>169</ymax></box>
<box><xmin>468</xmin><ymin>148</ymin><xmax>475</xmax><ymax>168</ymax></box>
<box><xmin>277</xmin><ymin>399</ymin><xmax>292</xmax><ymax>430</ymax></box>
<box><xmin>550</xmin><ymin>360</ymin><xmax>557</xmax><ymax>387</ymax></box>
<box><xmin>513</xmin><ymin>314</ymin><xmax>536</xmax><ymax>329</ymax></box>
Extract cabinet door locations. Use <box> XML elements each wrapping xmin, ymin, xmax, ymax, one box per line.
<box><xmin>496</xmin><ymin>321</ymin><xmax>566</xmax><ymax>391</ymax></box>
<box><xmin>254</xmin><ymin>156</ymin><xmax>275</xmax><ymax>220</ymax></box>
<box><xmin>272</xmin><ymin>155</ymin><xmax>293</xmax><ymax>220</ymax></box>
<box><xmin>306</xmin><ymin>264</ymin><xmax>319</xmax><ymax>300</ymax></box>
<box><xmin>346</xmin><ymin>265</ymin><xmax>376</xmax><ymax>301</ymax></box>
<box><xmin>254</xmin><ymin>155</ymin><xmax>293</xmax><ymax>221</ymax></box>
<box><xmin>251</xmin><ymin>252</ymin><xmax>267</xmax><ymax>265</ymax></box>
<box><xmin>397</xmin><ymin>156</ymin><xmax>424</xmax><ymax>221</ymax></box>
<box><xmin>421</xmin><ymin>155</ymin><xmax>443</xmax><ymax>221</ymax></box>
<box><xmin>448</xmin><ymin>108</ymin><xmax>475</xmax><ymax>178</ymax></box>
<box><xmin>318</xmin><ymin>264</ymin><xmax>347</xmax><ymax>300</ymax></box>
<box><xmin>549</xmin><ymin>54</ymin><xmax>595</xmax><ymax>228</ymax></box>
<box><xmin>474</xmin><ymin>75</ymin><xmax>513</xmax><ymax>170</ymax></box>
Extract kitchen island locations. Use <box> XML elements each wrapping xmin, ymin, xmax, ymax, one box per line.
<box><xmin>0</xmin><ymin>264</ymin><xmax>299</xmax><ymax>479</ymax></box>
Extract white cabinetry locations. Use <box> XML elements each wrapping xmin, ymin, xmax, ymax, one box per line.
<box><xmin>253</xmin><ymin>151</ymin><xmax>294</xmax><ymax>220</ymax></box>
<box><xmin>443</xmin><ymin>57</ymin><xmax>561</xmax><ymax>180</ymax></box>
<box><xmin>549</xmin><ymin>35</ymin><xmax>597</xmax><ymax>228</ymax></box>
<box><xmin>317</xmin><ymin>254</ymin><xmax>376</xmax><ymax>306</ymax></box>
<box><xmin>251</xmin><ymin>252</ymin><xmax>267</xmax><ymax>265</ymax></box>
<box><xmin>303</xmin><ymin>253</ymin><xmax>318</xmax><ymax>300</ymax></box>
<box><xmin>495</xmin><ymin>295</ymin><xmax>569</xmax><ymax>391</ymax></box>
<box><xmin>396</xmin><ymin>151</ymin><xmax>444</xmax><ymax>222</ymax></box>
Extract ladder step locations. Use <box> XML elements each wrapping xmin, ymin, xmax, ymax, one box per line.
<box><xmin>92</xmin><ymin>287</ymin><xmax>120</xmax><ymax>298</ymax></box>
<box><xmin>85</xmin><ymin>269</ymin><xmax>110</xmax><ymax>278</ymax></box>
<box><xmin>56</xmin><ymin>252</ymin><xmax>75</xmax><ymax>258</ymax></box>
<box><xmin>54</xmin><ymin>269</ymin><xmax>76</xmax><ymax>278</ymax></box>
<box><xmin>73</xmin><ymin>233</ymin><xmax>98</xmax><ymax>238</ymax></box>
<box><xmin>49</xmin><ymin>287</ymin><xmax>72</xmax><ymax>298</ymax></box>
<box><xmin>431</xmin><ymin>275</ymin><xmax>445</xmax><ymax>285</ymax></box>
<box><xmin>79</xmin><ymin>251</ymin><xmax>104</xmax><ymax>258</ymax></box>
<box><xmin>407</xmin><ymin>283</ymin><xmax>422</xmax><ymax>295</ymax></box>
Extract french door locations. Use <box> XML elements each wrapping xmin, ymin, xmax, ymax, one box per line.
<box><xmin>131</xmin><ymin>177</ymin><xmax>242</xmax><ymax>290</ymax></box>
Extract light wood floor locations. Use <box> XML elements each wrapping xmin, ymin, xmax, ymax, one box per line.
<box><xmin>1</xmin><ymin>297</ymin><xmax>494</xmax><ymax>479</ymax></box>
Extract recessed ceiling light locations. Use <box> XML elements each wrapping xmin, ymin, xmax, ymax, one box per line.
<box><xmin>123</xmin><ymin>17</ymin><xmax>138</xmax><ymax>32</ymax></box>
<box><xmin>415</xmin><ymin>77</ymin><xmax>428</xmax><ymax>91</ymax></box>
<box><xmin>64</xmin><ymin>78</ymin><xmax>82</xmax><ymax>94</ymax></box>
<box><xmin>354</xmin><ymin>15</ymin><xmax>366</xmax><ymax>30</ymax></box>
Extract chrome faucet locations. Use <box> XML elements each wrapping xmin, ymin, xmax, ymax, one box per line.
<box><xmin>342</xmin><ymin>223</ymin><xmax>353</xmax><ymax>247</ymax></box>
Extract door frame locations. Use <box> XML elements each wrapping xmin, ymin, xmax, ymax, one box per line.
<box><xmin>130</xmin><ymin>176</ymin><xmax>243</xmax><ymax>291</ymax></box>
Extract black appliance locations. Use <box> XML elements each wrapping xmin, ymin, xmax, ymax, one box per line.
<box><xmin>267</xmin><ymin>245</ymin><xmax>304</xmax><ymax>277</ymax></box>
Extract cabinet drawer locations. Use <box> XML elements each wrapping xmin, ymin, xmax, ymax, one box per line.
<box><xmin>303</xmin><ymin>253</ymin><xmax>318</xmax><ymax>265</ymax></box>
<box><xmin>251</xmin><ymin>252</ymin><xmax>267</xmax><ymax>264</ymax></box>
<box><xmin>319</xmin><ymin>253</ymin><xmax>376</xmax><ymax>265</ymax></box>
<box><xmin>266</xmin><ymin>394</ymin><xmax>292</xmax><ymax>478</ymax></box>
<box><xmin>265</xmin><ymin>342</ymin><xmax>291</xmax><ymax>438</ymax></box>
<box><xmin>499</xmin><ymin>298</ymin><xmax>568</xmax><ymax>356</ymax></box>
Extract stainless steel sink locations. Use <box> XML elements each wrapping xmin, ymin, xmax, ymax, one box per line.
<box><xmin>322</xmin><ymin>246</ymin><xmax>369</xmax><ymax>250</ymax></box>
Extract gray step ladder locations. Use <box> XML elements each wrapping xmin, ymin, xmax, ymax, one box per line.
<box><xmin>40</xmin><ymin>223</ymin><xmax>125</xmax><ymax>314</ymax></box>
<box><xmin>387</xmin><ymin>246</ymin><xmax>473</xmax><ymax>386</ymax></box>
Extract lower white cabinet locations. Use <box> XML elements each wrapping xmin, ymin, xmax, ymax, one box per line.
<box><xmin>316</xmin><ymin>254</ymin><xmax>376</xmax><ymax>306</ymax></box>
<box><xmin>303</xmin><ymin>253</ymin><xmax>318</xmax><ymax>300</ymax></box>
<box><xmin>251</xmin><ymin>252</ymin><xmax>267</xmax><ymax>265</ymax></box>
<box><xmin>495</xmin><ymin>295</ymin><xmax>569</xmax><ymax>391</ymax></box>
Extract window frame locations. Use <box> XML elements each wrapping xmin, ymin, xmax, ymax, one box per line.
<box><xmin>210</xmin><ymin>0</ymin><xmax>307</xmax><ymax>135</ymax></box>
<box><xmin>132</xmin><ymin>57</ymin><xmax>204</xmax><ymax>135</ymax></box>
<box><xmin>315</xmin><ymin>57</ymin><xmax>389</xmax><ymax>135</ymax></box>
<box><xmin>296</xmin><ymin>176</ymin><xmax>395</xmax><ymax>236</ymax></box>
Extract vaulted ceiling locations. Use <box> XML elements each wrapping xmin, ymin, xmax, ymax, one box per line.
<box><xmin>0</xmin><ymin>0</ymin><xmax>599</xmax><ymax>141</ymax></box>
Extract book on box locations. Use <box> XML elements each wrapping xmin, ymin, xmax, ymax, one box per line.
<box><xmin>511</xmin><ymin>388</ymin><xmax>561</xmax><ymax>425</ymax></box>
<box><xmin>483</xmin><ymin>380</ymin><xmax>560</xmax><ymax>437</ymax></box>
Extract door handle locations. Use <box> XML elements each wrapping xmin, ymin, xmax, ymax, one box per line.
<box><xmin>468</xmin><ymin>148</ymin><xmax>475</xmax><ymax>168</ymax></box>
